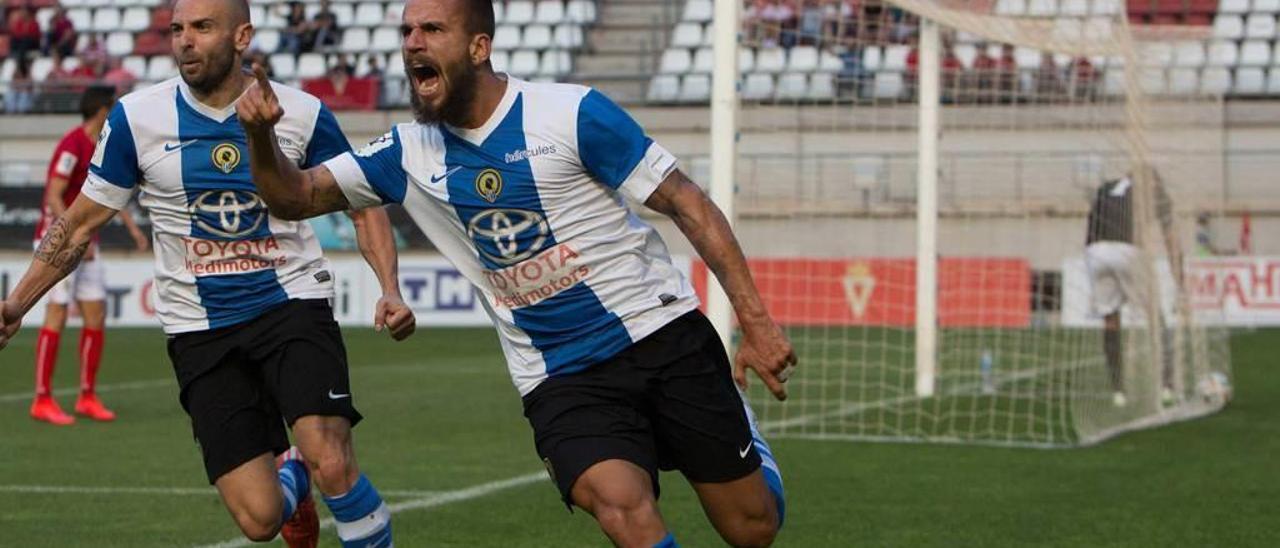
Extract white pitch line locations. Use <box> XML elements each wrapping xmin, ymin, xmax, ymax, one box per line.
<box><xmin>0</xmin><ymin>484</ymin><xmax>441</xmax><ymax>499</ymax></box>
<box><xmin>0</xmin><ymin>379</ymin><xmax>172</xmax><ymax>403</ymax></box>
<box><xmin>196</xmin><ymin>472</ymin><xmax>548</xmax><ymax>548</ymax></box>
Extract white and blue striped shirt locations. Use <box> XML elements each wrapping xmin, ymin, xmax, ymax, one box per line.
<box><xmin>81</xmin><ymin>78</ymin><xmax>350</xmax><ymax>333</ymax></box>
<box><xmin>326</xmin><ymin>77</ymin><xmax>698</xmax><ymax>395</ymax></box>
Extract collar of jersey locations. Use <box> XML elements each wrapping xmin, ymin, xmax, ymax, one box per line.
<box><xmin>177</xmin><ymin>79</ymin><xmax>242</xmax><ymax>124</ymax></box>
<box><xmin>442</xmin><ymin>73</ymin><xmax>519</xmax><ymax>146</ymax></box>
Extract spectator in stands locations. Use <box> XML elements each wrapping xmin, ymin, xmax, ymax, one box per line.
<box><xmin>1035</xmin><ymin>53</ymin><xmax>1061</xmax><ymax>101</ymax></box>
<box><xmin>6</xmin><ymin>57</ymin><xmax>34</xmax><ymax>113</ymax></box>
<box><xmin>307</xmin><ymin>8</ymin><xmax>342</xmax><ymax>52</ymax></box>
<box><xmin>72</xmin><ymin>53</ymin><xmax>106</xmax><ymax>80</ymax></box>
<box><xmin>148</xmin><ymin>4</ymin><xmax>173</xmax><ymax>32</ymax></box>
<box><xmin>364</xmin><ymin>55</ymin><xmax>383</xmax><ymax>80</ymax></box>
<box><xmin>743</xmin><ymin>0</ymin><xmax>766</xmax><ymax>44</ymax></box>
<box><xmin>997</xmin><ymin>44</ymin><xmax>1016</xmax><ymax>97</ymax></box>
<box><xmin>80</xmin><ymin>34</ymin><xmax>106</xmax><ymax>67</ymax></box>
<box><xmin>45</xmin><ymin>50</ymin><xmax>76</xmax><ymax>82</ymax></box>
<box><xmin>44</xmin><ymin>5</ymin><xmax>77</xmax><ymax>58</ymax></box>
<box><xmin>797</xmin><ymin>0</ymin><xmax>823</xmax><ymax>46</ymax></box>
<box><xmin>1068</xmin><ymin>56</ymin><xmax>1097</xmax><ymax>100</ymax></box>
<box><xmin>278</xmin><ymin>1</ymin><xmax>309</xmax><ymax>54</ymax></box>
<box><xmin>102</xmin><ymin>57</ymin><xmax>137</xmax><ymax>92</ymax></box>
<box><xmin>7</xmin><ymin>5</ymin><xmax>42</xmax><ymax>62</ymax></box>
<box><xmin>759</xmin><ymin>0</ymin><xmax>792</xmax><ymax>47</ymax></box>
<box><xmin>331</xmin><ymin>54</ymin><xmax>355</xmax><ymax>77</ymax></box>
<box><xmin>823</xmin><ymin>0</ymin><xmax>851</xmax><ymax>42</ymax></box>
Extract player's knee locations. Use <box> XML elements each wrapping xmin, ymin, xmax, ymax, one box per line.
<box><xmin>717</xmin><ymin>500</ymin><xmax>779</xmax><ymax>547</ymax></box>
<box><xmin>586</xmin><ymin>487</ymin><xmax>660</xmax><ymax>537</ymax></box>
<box><xmin>231</xmin><ymin>506</ymin><xmax>281</xmax><ymax>542</ymax></box>
<box><xmin>307</xmin><ymin>449</ymin><xmax>354</xmax><ymax>491</ymax></box>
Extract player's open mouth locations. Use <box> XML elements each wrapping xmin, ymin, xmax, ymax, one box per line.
<box><xmin>409</xmin><ymin>63</ymin><xmax>441</xmax><ymax>98</ymax></box>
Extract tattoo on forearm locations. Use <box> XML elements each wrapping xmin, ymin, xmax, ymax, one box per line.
<box><xmin>33</xmin><ymin>217</ymin><xmax>89</xmax><ymax>275</ymax></box>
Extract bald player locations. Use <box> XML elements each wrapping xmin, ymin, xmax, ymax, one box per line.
<box><xmin>0</xmin><ymin>1</ymin><xmax>409</xmax><ymax>546</ymax></box>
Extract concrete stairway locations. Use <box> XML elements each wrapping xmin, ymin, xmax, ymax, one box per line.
<box><xmin>571</xmin><ymin>0</ymin><xmax>683</xmax><ymax>103</ymax></box>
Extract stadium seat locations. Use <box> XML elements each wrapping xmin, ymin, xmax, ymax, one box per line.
<box><xmin>510</xmin><ymin>50</ymin><xmax>540</xmax><ymax>76</ymax></box>
<box><xmin>1256</xmin><ymin>0</ymin><xmax>1280</xmax><ymax>13</ymax></box>
<box><xmin>122</xmin><ymin>55</ymin><xmax>147</xmax><ymax>78</ymax></box>
<box><xmin>371</xmin><ymin>27</ymin><xmax>400</xmax><ymax>53</ymax></box>
<box><xmin>862</xmin><ymin>46</ymin><xmax>883</xmax><ymax>72</ymax></box>
<box><xmin>340</xmin><ymin>28</ymin><xmax>370</xmax><ymax>53</ymax></box>
<box><xmin>1219</xmin><ymin>0</ymin><xmax>1250</xmax><ymax>13</ymax></box>
<box><xmin>692</xmin><ymin>47</ymin><xmax>713</xmax><ymax>73</ymax></box>
<box><xmin>1138</xmin><ymin>67</ymin><xmax>1166</xmax><ymax>95</ymax></box>
<box><xmin>490</xmin><ymin>50</ymin><xmax>509</xmax><ymax>73</ymax></box>
<box><xmin>385</xmin><ymin>4</ymin><xmax>403</xmax><ymax>25</ymax></box>
<box><xmin>1027</xmin><ymin>0</ymin><xmax>1057</xmax><ymax>16</ymax></box>
<box><xmin>147</xmin><ymin>56</ymin><xmax>176</xmax><ymax>81</ymax></box>
<box><xmin>1014</xmin><ymin>47</ymin><xmax>1041</xmax><ymax>69</ymax></box>
<box><xmin>493</xmin><ymin>1</ymin><xmax>505</xmax><ymax>24</ymax></box>
<box><xmin>672</xmin><ymin>23</ymin><xmax>703</xmax><ymax>48</ymax></box>
<box><xmin>776</xmin><ymin>73</ymin><xmax>808</xmax><ymax>100</ymax></box>
<box><xmin>329</xmin><ymin>4</ymin><xmax>355</xmax><ymax>28</ymax></box>
<box><xmin>1235</xmin><ymin>67</ymin><xmax>1266</xmax><ymax>93</ymax></box>
<box><xmin>270</xmin><ymin>53</ymin><xmax>296</xmax><ymax>80</ymax></box>
<box><xmin>1200</xmin><ymin>67</ymin><xmax>1232</xmax><ymax>93</ymax></box>
<box><xmin>1207</xmin><ymin>40</ymin><xmax>1240</xmax><ymax>66</ymax></box>
<box><xmin>1268</xmin><ymin>68</ymin><xmax>1280</xmax><ymax>93</ymax></box>
<box><xmin>84</xmin><ymin>0</ymin><xmax>110</xmax><ymax>8</ymax></box>
<box><xmin>1093</xmin><ymin>0</ymin><xmax>1124</xmax><ymax>14</ymax></box>
<box><xmin>106</xmin><ymin>32</ymin><xmax>133</xmax><ymax>57</ymax></box>
<box><xmin>522</xmin><ymin>25</ymin><xmax>553</xmax><ymax>50</ymax></box>
<box><xmin>755</xmin><ymin>47</ymin><xmax>785</xmax><ymax>73</ymax></box>
<box><xmin>296</xmin><ymin>53</ymin><xmax>326</xmax><ymax>79</ymax></box>
<box><xmin>1167</xmin><ymin>68</ymin><xmax>1198</xmax><ymax>94</ymax></box>
<box><xmin>883</xmin><ymin>45</ymin><xmax>909</xmax><ymax>71</ymax></box>
<box><xmin>1213</xmin><ymin>15</ymin><xmax>1244</xmax><ymax>40</ymax></box>
<box><xmin>0</xmin><ymin>58</ymin><xmax>13</xmax><ymax>83</ymax></box>
<box><xmin>683</xmin><ymin>0</ymin><xmax>713</xmax><ymax>23</ymax></box>
<box><xmin>742</xmin><ymin>73</ymin><xmax>774</xmax><ymax>100</ymax></box>
<box><xmin>121</xmin><ymin>7</ymin><xmax>149</xmax><ymax>32</ymax></box>
<box><xmin>819</xmin><ymin>50</ymin><xmax>844</xmax><ymax>72</ymax></box>
<box><xmin>540</xmin><ymin>50</ymin><xmax>571</xmax><ymax>75</ymax></box>
<box><xmin>1059</xmin><ymin>0</ymin><xmax>1089</xmax><ymax>16</ymax></box>
<box><xmin>872</xmin><ymin>72</ymin><xmax>904</xmax><ymax>98</ymax></box>
<box><xmin>30</xmin><ymin>57</ymin><xmax>54</xmax><ymax>81</ymax></box>
<box><xmin>553</xmin><ymin>24</ymin><xmax>583</xmax><ymax>49</ymax></box>
<box><xmin>566</xmin><ymin>0</ymin><xmax>597</xmax><ymax>23</ymax></box>
<box><xmin>493</xmin><ymin>25</ymin><xmax>521</xmax><ymax>50</ymax></box>
<box><xmin>249</xmin><ymin>5</ymin><xmax>266</xmax><ymax>27</ymax></box>
<box><xmin>702</xmin><ymin>23</ymin><xmax>715</xmax><ymax>46</ymax></box>
<box><xmin>809</xmin><ymin>72</ymin><xmax>836</xmax><ymax>99</ymax></box>
<box><xmin>1244</xmin><ymin>14</ymin><xmax>1277</xmax><ymax>39</ymax></box>
<box><xmin>354</xmin><ymin>3</ymin><xmax>384</xmax><ymax>27</ymax></box>
<box><xmin>1172</xmin><ymin>41</ymin><xmax>1205</xmax><ymax>68</ymax></box>
<box><xmin>788</xmin><ymin>46</ymin><xmax>819</xmax><ymax>72</ymax></box>
<box><xmin>262</xmin><ymin>5</ymin><xmax>286</xmax><ymax>29</ymax></box>
<box><xmin>90</xmin><ymin>8</ymin><xmax>119</xmax><ymax>32</ymax></box>
<box><xmin>387</xmin><ymin>52</ymin><xmax>406</xmax><ymax>79</ymax></box>
<box><xmin>995</xmin><ymin>0</ymin><xmax>1027</xmax><ymax>15</ymax></box>
<box><xmin>535</xmin><ymin>0</ymin><xmax>566</xmax><ymax>24</ymax></box>
<box><xmin>954</xmin><ymin>44</ymin><xmax>978</xmax><ymax>69</ymax></box>
<box><xmin>1240</xmin><ymin>40</ymin><xmax>1272</xmax><ymax>66</ymax></box>
<box><xmin>505</xmin><ymin>1</ymin><xmax>536</xmax><ymax>25</ymax></box>
<box><xmin>647</xmin><ymin>74</ymin><xmax>680</xmax><ymax>102</ymax></box>
<box><xmin>659</xmin><ymin>48</ymin><xmax>692</xmax><ymax>74</ymax></box>
<box><xmin>738</xmin><ymin>47</ymin><xmax>755</xmax><ymax>72</ymax></box>
<box><xmin>1139</xmin><ymin>42</ymin><xmax>1174</xmax><ymax>67</ymax></box>
<box><xmin>678</xmin><ymin>73</ymin><xmax>710</xmax><ymax>102</ymax></box>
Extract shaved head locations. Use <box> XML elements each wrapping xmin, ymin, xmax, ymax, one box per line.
<box><xmin>174</xmin><ymin>0</ymin><xmax>250</xmax><ymax>26</ymax></box>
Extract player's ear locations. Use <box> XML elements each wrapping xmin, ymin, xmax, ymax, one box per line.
<box><xmin>234</xmin><ymin>22</ymin><xmax>255</xmax><ymax>55</ymax></box>
<box><xmin>470</xmin><ymin>32</ymin><xmax>491</xmax><ymax>67</ymax></box>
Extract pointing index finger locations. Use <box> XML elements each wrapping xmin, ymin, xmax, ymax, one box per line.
<box><xmin>252</xmin><ymin>63</ymin><xmax>274</xmax><ymax>100</ymax></box>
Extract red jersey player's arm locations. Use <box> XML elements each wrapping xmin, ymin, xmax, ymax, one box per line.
<box><xmin>116</xmin><ymin>207</ymin><xmax>150</xmax><ymax>251</ymax></box>
<box><xmin>347</xmin><ymin>207</ymin><xmax>416</xmax><ymax>341</ymax></box>
<box><xmin>643</xmin><ymin>169</ymin><xmax>797</xmax><ymax>401</ymax></box>
<box><xmin>0</xmin><ymin>196</ymin><xmax>119</xmax><ymax>350</ymax></box>
<box><xmin>45</xmin><ymin>175</ymin><xmax>71</xmax><ymax>218</ymax></box>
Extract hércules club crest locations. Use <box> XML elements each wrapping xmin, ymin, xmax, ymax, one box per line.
<box><xmin>211</xmin><ymin>142</ymin><xmax>241</xmax><ymax>174</ymax></box>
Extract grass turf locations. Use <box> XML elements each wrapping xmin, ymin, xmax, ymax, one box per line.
<box><xmin>0</xmin><ymin>326</ymin><xmax>1275</xmax><ymax>546</ymax></box>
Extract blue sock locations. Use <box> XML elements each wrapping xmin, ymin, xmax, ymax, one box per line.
<box><xmin>654</xmin><ymin>532</ymin><xmax>679</xmax><ymax>548</ymax></box>
<box><xmin>322</xmin><ymin>474</ymin><xmax>392</xmax><ymax>548</ymax></box>
<box><xmin>743</xmin><ymin>397</ymin><xmax>787</xmax><ymax>528</ymax></box>
<box><xmin>277</xmin><ymin>459</ymin><xmax>310</xmax><ymax>524</ymax></box>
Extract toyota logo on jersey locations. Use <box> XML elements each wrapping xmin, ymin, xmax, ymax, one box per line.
<box><xmin>467</xmin><ymin>208</ymin><xmax>549</xmax><ymax>266</ymax></box>
<box><xmin>188</xmin><ymin>190</ymin><xmax>267</xmax><ymax>239</ymax></box>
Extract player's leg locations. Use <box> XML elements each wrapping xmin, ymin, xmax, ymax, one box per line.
<box><xmin>170</xmin><ymin>328</ymin><xmax>307</xmax><ymax>543</ymax></box>
<box><xmin>522</xmin><ymin>359</ymin><xmax>669</xmax><ymax>547</ymax></box>
<box><xmin>1104</xmin><ymin>311</ymin><xmax>1123</xmax><ymax>395</ymax></box>
<box><xmin>31</xmin><ymin>277</ymin><xmax>73</xmax><ymax>425</ymax></box>
<box><xmin>650</xmin><ymin>313</ymin><xmax>783</xmax><ymax>547</ymax></box>
<box><xmin>73</xmin><ymin>267</ymin><xmax>114</xmax><ymax>421</ymax></box>
<box><xmin>1088</xmin><ymin>244</ymin><xmax>1127</xmax><ymax>405</ymax></box>
<box><xmin>260</xmin><ymin>299</ymin><xmax>389</xmax><ymax>548</ymax></box>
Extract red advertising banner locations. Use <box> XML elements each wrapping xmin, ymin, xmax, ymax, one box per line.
<box><xmin>691</xmin><ymin>258</ymin><xmax>1031</xmax><ymax>327</ymax></box>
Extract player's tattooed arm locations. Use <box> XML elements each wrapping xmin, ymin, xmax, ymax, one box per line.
<box><xmin>645</xmin><ymin>169</ymin><xmax>798</xmax><ymax>401</ymax></box>
<box><xmin>1</xmin><ymin>196</ymin><xmax>118</xmax><ymax>345</ymax></box>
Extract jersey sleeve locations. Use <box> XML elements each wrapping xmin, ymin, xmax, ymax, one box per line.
<box><xmin>50</xmin><ymin>141</ymin><xmax>78</xmax><ymax>178</ymax></box>
<box><xmin>575</xmin><ymin>90</ymin><xmax>677</xmax><ymax>203</ymax></box>
<box><xmin>301</xmin><ymin>104</ymin><xmax>353</xmax><ymax>169</ymax></box>
<box><xmin>322</xmin><ymin>127</ymin><xmax>409</xmax><ymax>210</ymax></box>
<box><xmin>83</xmin><ymin>103</ymin><xmax>140</xmax><ymax>210</ymax></box>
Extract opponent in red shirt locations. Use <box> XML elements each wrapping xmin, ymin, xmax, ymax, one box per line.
<box><xmin>30</xmin><ymin>87</ymin><xmax>149</xmax><ymax>425</ymax></box>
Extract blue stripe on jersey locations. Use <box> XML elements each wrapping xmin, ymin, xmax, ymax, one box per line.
<box><xmin>176</xmin><ymin>92</ymin><xmax>287</xmax><ymax>329</ymax></box>
<box><xmin>576</xmin><ymin>90</ymin><xmax>652</xmax><ymax>189</ymax></box>
<box><xmin>442</xmin><ymin>93</ymin><xmax>631</xmax><ymax>376</ymax></box>
<box><xmin>350</xmin><ymin>127</ymin><xmax>409</xmax><ymax>204</ymax></box>
<box><xmin>302</xmin><ymin>104</ymin><xmax>352</xmax><ymax>169</ymax></box>
<box><xmin>90</xmin><ymin>103</ymin><xmax>141</xmax><ymax>188</ymax></box>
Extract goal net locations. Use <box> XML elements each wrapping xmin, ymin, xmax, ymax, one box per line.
<box><xmin>716</xmin><ymin>0</ymin><xmax>1233</xmax><ymax>446</ymax></box>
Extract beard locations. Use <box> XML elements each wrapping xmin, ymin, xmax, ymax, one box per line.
<box><xmin>180</xmin><ymin>43</ymin><xmax>238</xmax><ymax>95</ymax></box>
<box><xmin>409</xmin><ymin>60</ymin><xmax>479</xmax><ymax>126</ymax></box>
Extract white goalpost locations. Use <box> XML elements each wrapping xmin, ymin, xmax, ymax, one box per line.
<box><xmin>706</xmin><ymin>0</ymin><xmax>1232</xmax><ymax>447</ymax></box>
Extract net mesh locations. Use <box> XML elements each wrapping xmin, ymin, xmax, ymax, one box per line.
<box><xmin>729</xmin><ymin>0</ymin><xmax>1233</xmax><ymax>446</ymax></box>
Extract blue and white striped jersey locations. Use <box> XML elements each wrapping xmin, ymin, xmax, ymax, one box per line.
<box><xmin>326</xmin><ymin>77</ymin><xmax>699</xmax><ymax>395</ymax></box>
<box><xmin>81</xmin><ymin>78</ymin><xmax>350</xmax><ymax>334</ymax></box>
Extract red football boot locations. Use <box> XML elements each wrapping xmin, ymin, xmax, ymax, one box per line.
<box><xmin>74</xmin><ymin>392</ymin><xmax>116</xmax><ymax>422</ymax></box>
<box><xmin>31</xmin><ymin>396</ymin><xmax>75</xmax><ymax>425</ymax></box>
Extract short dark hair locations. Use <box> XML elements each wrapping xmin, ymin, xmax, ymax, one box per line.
<box><xmin>465</xmin><ymin>0</ymin><xmax>496</xmax><ymax>37</ymax></box>
<box><xmin>80</xmin><ymin>86</ymin><xmax>116</xmax><ymax>120</ymax></box>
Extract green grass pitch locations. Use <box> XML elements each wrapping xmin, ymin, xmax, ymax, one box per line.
<box><xmin>0</xmin><ymin>326</ymin><xmax>1276</xmax><ymax>546</ymax></box>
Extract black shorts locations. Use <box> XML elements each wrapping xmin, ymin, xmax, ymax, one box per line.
<box><xmin>166</xmin><ymin>298</ymin><xmax>362</xmax><ymax>484</ymax></box>
<box><xmin>522</xmin><ymin>310</ymin><xmax>762</xmax><ymax>507</ymax></box>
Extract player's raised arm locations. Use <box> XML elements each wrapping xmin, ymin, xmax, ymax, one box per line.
<box><xmin>0</xmin><ymin>196</ymin><xmax>120</xmax><ymax>350</ymax></box>
<box><xmin>644</xmin><ymin>170</ymin><xmax>798</xmax><ymax>401</ymax></box>
<box><xmin>238</xmin><ymin>64</ymin><xmax>349</xmax><ymax>220</ymax></box>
